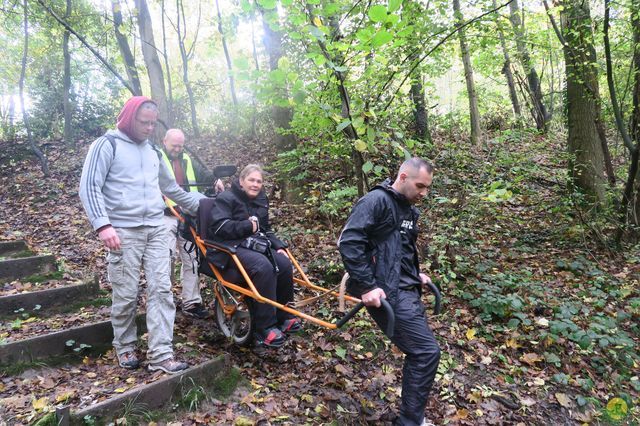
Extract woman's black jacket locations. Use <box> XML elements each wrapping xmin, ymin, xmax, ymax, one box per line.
<box><xmin>338</xmin><ymin>179</ymin><xmax>421</xmax><ymax>308</ymax></box>
<box><xmin>207</xmin><ymin>180</ymin><xmax>286</xmax><ymax>268</ymax></box>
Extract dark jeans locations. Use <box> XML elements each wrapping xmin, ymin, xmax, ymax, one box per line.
<box><xmin>368</xmin><ymin>287</ymin><xmax>441</xmax><ymax>426</ymax></box>
<box><xmin>221</xmin><ymin>247</ymin><xmax>294</xmax><ymax>333</ymax></box>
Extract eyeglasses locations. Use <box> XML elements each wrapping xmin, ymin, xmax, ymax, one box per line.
<box><xmin>136</xmin><ymin>119</ymin><xmax>157</xmax><ymax>128</ymax></box>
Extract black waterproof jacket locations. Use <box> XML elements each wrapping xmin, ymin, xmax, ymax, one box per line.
<box><xmin>207</xmin><ymin>180</ymin><xmax>286</xmax><ymax>268</ymax></box>
<box><xmin>338</xmin><ymin>179</ymin><xmax>421</xmax><ymax>307</ymax></box>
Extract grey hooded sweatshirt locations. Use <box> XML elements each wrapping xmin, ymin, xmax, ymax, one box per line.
<box><xmin>79</xmin><ymin>129</ymin><xmax>204</xmax><ymax>231</ymax></box>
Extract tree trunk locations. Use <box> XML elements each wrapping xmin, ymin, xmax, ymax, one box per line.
<box><xmin>410</xmin><ymin>76</ymin><xmax>431</xmax><ymax>143</ymax></box>
<box><xmin>160</xmin><ymin>0</ymin><xmax>174</xmax><ymax>124</ymax></box>
<box><xmin>493</xmin><ymin>0</ymin><xmax>521</xmax><ymax>122</ymax></box>
<box><xmin>453</xmin><ymin>0</ymin><xmax>482</xmax><ymax>146</ymax></box>
<box><xmin>134</xmin><ymin>0</ymin><xmax>169</xmax><ymax>129</ymax></box>
<box><xmin>20</xmin><ymin>0</ymin><xmax>49</xmax><ymax>176</ymax></box>
<box><xmin>215</xmin><ymin>0</ymin><xmax>238</xmax><ymax>107</ymax></box>
<box><xmin>560</xmin><ymin>0</ymin><xmax>605</xmax><ymax>204</ymax></box>
<box><xmin>509</xmin><ymin>0</ymin><xmax>549</xmax><ymax>132</ymax></box>
<box><xmin>176</xmin><ymin>0</ymin><xmax>200</xmax><ymax>137</ymax></box>
<box><xmin>261</xmin><ymin>10</ymin><xmax>296</xmax><ymax>152</ymax></box>
<box><xmin>261</xmin><ymin>8</ymin><xmax>304</xmax><ymax>201</ymax></box>
<box><xmin>63</xmin><ymin>0</ymin><xmax>73</xmax><ymax>147</ymax></box>
<box><xmin>112</xmin><ymin>0</ymin><xmax>142</xmax><ymax>95</ymax></box>
<box><xmin>629</xmin><ymin>0</ymin><xmax>640</xmax><ymax>227</ymax></box>
<box><xmin>250</xmin><ymin>16</ymin><xmax>259</xmax><ymax>138</ymax></box>
<box><xmin>6</xmin><ymin>96</ymin><xmax>16</xmax><ymax>141</ymax></box>
<box><xmin>607</xmin><ymin>0</ymin><xmax>639</xmax><ymax>242</ymax></box>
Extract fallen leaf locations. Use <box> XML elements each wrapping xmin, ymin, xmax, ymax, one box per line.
<box><xmin>520</xmin><ymin>397</ymin><xmax>536</xmax><ymax>406</ymax></box>
<box><xmin>39</xmin><ymin>376</ymin><xmax>56</xmax><ymax>389</ymax></box>
<box><xmin>467</xmin><ymin>391</ymin><xmax>482</xmax><ymax>403</ymax></box>
<box><xmin>555</xmin><ymin>393</ymin><xmax>571</xmax><ymax>408</ymax></box>
<box><xmin>55</xmin><ymin>390</ymin><xmax>76</xmax><ymax>403</ymax></box>
<box><xmin>520</xmin><ymin>353</ymin><xmax>542</xmax><ymax>365</ymax></box>
<box><xmin>335</xmin><ymin>364</ymin><xmax>351</xmax><ymax>376</ymax></box>
<box><xmin>506</xmin><ymin>338</ymin><xmax>520</xmax><ymax>349</ymax></box>
<box><xmin>573</xmin><ymin>409</ymin><xmax>594</xmax><ymax>422</ymax></box>
<box><xmin>234</xmin><ymin>417</ymin><xmax>253</xmax><ymax>426</ymax></box>
<box><xmin>454</xmin><ymin>408</ymin><xmax>470</xmax><ymax>420</ymax></box>
<box><xmin>535</xmin><ymin>317</ymin><xmax>549</xmax><ymax>327</ymax></box>
<box><xmin>32</xmin><ymin>396</ymin><xmax>49</xmax><ymax>411</ymax></box>
<box><xmin>466</xmin><ymin>328</ymin><xmax>477</xmax><ymax>340</ymax></box>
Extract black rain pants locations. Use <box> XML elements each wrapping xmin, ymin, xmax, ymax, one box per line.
<box><xmin>368</xmin><ymin>287</ymin><xmax>441</xmax><ymax>426</ymax></box>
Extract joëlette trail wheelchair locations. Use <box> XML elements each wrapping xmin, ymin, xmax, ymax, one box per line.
<box><xmin>172</xmin><ymin>165</ymin><xmax>442</xmax><ymax>346</ymax></box>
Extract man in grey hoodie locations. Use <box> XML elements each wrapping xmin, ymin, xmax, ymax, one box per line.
<box><xmin>79</xmin><ymin>96</ymin><xmax>204</xmax><ymax>374</ymax></box>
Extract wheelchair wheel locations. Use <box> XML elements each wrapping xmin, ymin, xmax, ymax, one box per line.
<box><xmin>214</xmin><ymin>290</ymin><xmax>254</xmax><ymax>347</ymax></box>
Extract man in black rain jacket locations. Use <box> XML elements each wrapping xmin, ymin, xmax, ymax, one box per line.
<box><xmin>338</xmin><ymin>157</ymin><xmax>441</xmax><ymax>426</ymax></box>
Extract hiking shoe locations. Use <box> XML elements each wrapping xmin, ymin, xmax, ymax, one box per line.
<box><xmin>279</xmin><ymin>317</ymin><xmax>302</xmax><ymax>334</ymax></box>
<box><xmin>255</xmin><ymin>327</ymin><xmax>286</xmax><ymax>348</ymax></box>
<box><xmin>148</xmin><ymin>358</ymin><xmax>189</xmax><ymax>374</ymax></box>
<box><xmin>117</xmin><ymin>351</ymin><xmax>140</xmax><ymax>370</ymax></box>
<box><xmin>183</xmin><ymin>303</ymin><xmax>210</xmax><ymax>319</ymax></box>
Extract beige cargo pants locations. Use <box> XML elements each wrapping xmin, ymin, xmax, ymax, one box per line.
<box><xmin>107</xmin><ymin>225</ymin><xmax>175</xmax><ymax>364</ymax></box>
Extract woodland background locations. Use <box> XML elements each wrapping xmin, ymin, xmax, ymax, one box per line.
<box><xmin>0</xmin><ymin>0</ymin><xmax>639</xmax><ymax>424</ymax></box>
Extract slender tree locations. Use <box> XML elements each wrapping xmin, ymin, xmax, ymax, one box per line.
<box><xmin>410</xmin><ymin>74</ymin><xmax>431</xmax><ymax>143</ymax></box>
<box><xmin>112</xmin><ymin>0</ymin><xmax>142</xmax><ymax>96</ymax></box>
<box><xmin>175</xmin><ymin>0</ymin><xmax>201</xmax><ymax>137</ymax></box>
<box><xmin>261</xmin><ymin>8</ymin><xmax>296</xmax><ymax>152</ymax></box>
<box><xmin>250</xmin><ymin>15</ymin><xmax>259</xmax><ymax>138</ymax></box>
<box><xmin>453</xmin><ymin>0</ymin><xmax>482</xmax><ymax>146</ymax></box>
<box><xmin>62</xmin><ymin>0</ymin><xmax>73</xmax><ymax>147</ymax></box>
<box><xmin>509</xmin><ymin>0</ymin><xmax>549</xmax><ymax>131</ymax></box>
<box><xmin>215</xmin><ymin>0</ymin><xmax>238</xmax><ymax>107</ymax></box>
<box><xmin>493</xmin><ymin>0</ymin><xmax>521</xmax><ymax>122</ymax></box>
<box><xmin>627</xmin><ymin>0</ymin><xmax>640</xmax><ymax>229</ymax></box>
<box><xmin>135</xmin><ymin>0</ymin><xmax>169</xmax><ymax>128</ymax></box>
<box><xmin>404</xmin><ymin>2</ymin><xmax>432</xmax><ymax>144</ymax></box>
<box><xmin>20</xmin><ymin>0</ymin><xmax>49</xmax><ymax>175</ymax></box>
<box><xmin>160</xmin><ymin>0</ymin><xmax>174</xmax><ymax>124</ymax></box>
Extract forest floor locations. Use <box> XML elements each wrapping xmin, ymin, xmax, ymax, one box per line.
<box><xmin>0</xmin><ymin>129</ymin><xmax>638</xmax><ymax>425</ymax></box>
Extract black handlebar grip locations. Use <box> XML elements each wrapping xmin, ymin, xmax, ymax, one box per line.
<box><xmin>425</xmin><ymin>281</ymin><xmax>442</xmax><ymax>315</ymax></box>
<box><xmin>336</xmin><ymin>298</ymin><xmax>396</xmax><ymax>338</ymax></box>
<box><xmin>380</xmin><ymin>298</ymin><xmax>395</xmax><ymax>337</ymax></box>
<box><xmin>336</xmin><ymin>302</ymin><xmax>364</xmax><ymax>329</ymax></box>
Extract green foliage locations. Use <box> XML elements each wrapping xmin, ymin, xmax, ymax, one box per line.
<box><xmin>178</xmin><ymin>378</ymin><xmax>208</xmax><ymax>411</ymax></box>
<box><xmin>463</xmin><ymin>272</ymin><xmax>527</xmax><ymax>322</ymax></box>
<box><xmin>65</xmin><ymin>339</ymin><xmax>92</xmax><ymax>353</ymax></box>
<box><xmin>317</xmin><ymin>185</ymin><xmax>358</xmax><ymax>222</ymax></box>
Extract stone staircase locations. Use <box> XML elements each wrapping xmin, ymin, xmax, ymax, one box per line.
<box><xmin>0</xmin><ymin>239</ymin><xmax>230</xmax><ymax>424</ymax></box>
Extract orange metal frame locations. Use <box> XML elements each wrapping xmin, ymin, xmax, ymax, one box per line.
<box><xmin>171</xmin><ymin>207</ymin><xmax>361</xmax><ymax>329</ymax></box>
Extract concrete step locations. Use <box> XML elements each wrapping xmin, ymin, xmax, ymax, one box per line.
<box><xmin>72</xmin><ymin>355</ymin><xmax>230</xmax><ymax>421</ymax></box>
<box><xmin>0</xmin><ymin>254</ymin><xmax>56</xmax><ymax>281</ymax></box>
<box><xmin>0</xmin><ymin>240</ymin><xmax>29</xmax><ymax>257</ymax></box>
<box><xmin>0</xmin><ymin>314</ymin><xmax>146</xmax><ymax>364</ymax></box>
<box><xmin>0</xmin><ymin>275</ymin><xmax>99</xmax><ymax>316</ymax></box>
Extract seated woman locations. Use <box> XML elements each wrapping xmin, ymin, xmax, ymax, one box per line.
<box><xmin>207</xmin><ymin>164</ymin><xmax>301</xmax><ymax>348</ymax></box>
